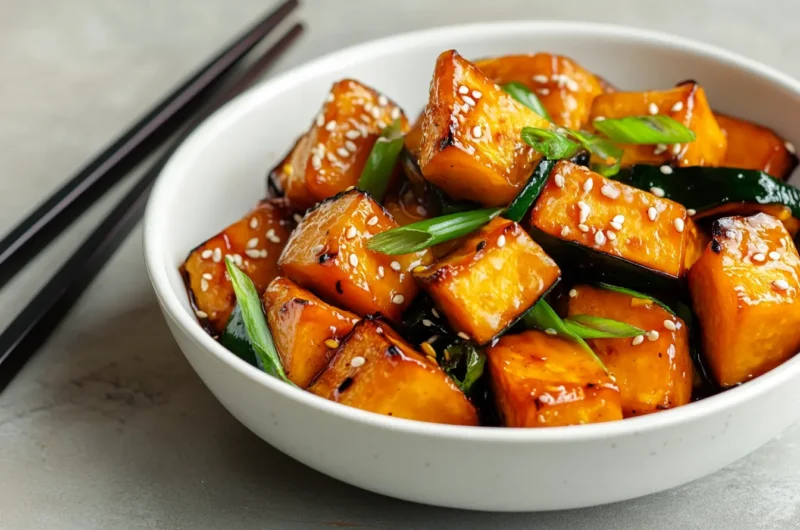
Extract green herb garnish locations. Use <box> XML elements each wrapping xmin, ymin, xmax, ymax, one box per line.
<box><xmin>356</xmin><ymin>119</ymin><xmax>404</xmax><ymax>201</ymax></box>
<box><xmin>503</xmin><ymin>81</ymin><xmax>552</xmax><ymax>120</ymax></box>
<box><xmin>593</xmin><ymin>115</ymin><xmax>696</xmax><ymax>145</ymax></box>
<box><xmin>569</xmin><ymin>129</ymin><xmax>625</xmax><ymax>177</ymax></box>
<box><xmin>594</xmin><ymin>282</ymin><xmax>676</xmax><ymax>315</ymax></box>
<box><xmin>564</xmin><ymin>315</ymin><xmax>645</xmax><ymax>339</ymax></box>
<box><xmin>504</xmin><ymin>159</ymin><xmax>558</xmax><ymax>223</ymax></box>
<box><xmin>443</xmin><ymin>341</ymin><xmax>486</xmax><ymax>393</ymax></box>
<box><xmin>521</xmin><ymin>127</ymin><xmax>582</xmax><ymax>160</ymax></box>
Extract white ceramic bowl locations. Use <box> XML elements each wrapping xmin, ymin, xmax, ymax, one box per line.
<box><xmin>144</xmin><ymin>21</ymin><xmax>800</xmax><ymax>511</ymax></box>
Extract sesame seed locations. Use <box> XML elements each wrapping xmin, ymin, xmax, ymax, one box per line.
<box><xmin>245</xmin><ymin>249</ymin><xmax>261</xmax><ymax>259</ymax></box>
<box><xmin>687</xmin><ymin>209</ymin><xmax>696</xmax><ymax>216</ymax></box>
<box><xmin>609</xmin><ymin>221</ymin><xmax>622</xmax><ymax>231</ymax></box>
<box><xmin>195</xmin><ymin>310</ymin><xmax>208</xmax><ymax>319</ymax></box>
<box><xmin>266</xmin><ymin>229</ymin><xmax>281</xmax><ymax>243</ymax></box>
<box><xmin>594</xmin><ymin>116</ymin><xmax>606</xmax><ymax>121</ymax></box>
<box><xmin>673</xmin><ymin>218</ymin><xmax>685</xmax><ymax>233</ymax></box>
<box><xmin>351</xmin><ymin>356</ymin><xmax>366</xmax><ymax>367</ymax></box>
<box><xmin>324</xmin><ymin>339</ymin><xmax>340</xmax><ymax>349</ymax></box>
<box><xmin>316</xmin><ymin>114</ymin><xmax>325</xmax><ymax>127</ymax></box>
<box><xmin>201</xmin><ymin>272</ymin><xmax>212</xmax><ymax>280</ymax></box>
<box><xmin>311</xmin><ymin>155</ymin><xmax>322</xmax><ymax>170</ymax></box>
<box><xmin>672</xmin><ymin>143</ymin><xmax>682</xmax><ymax>156</ymax></box>
<box><xmin>561</xmin><ymin>226</ymin><xmax>571</xmax><ymax>237</ymax></box>
<box><xmin>497</xmin><ymin>234</ymin><xmax>506</xmax><ymax>248</ymax></box>
<box><xmin>612</xmin><ymin>214</ymin><xmax>625</xmax><ymax>225</ymax></box>
<box><xmin>654</xmin><ymin>143</ymin><xmax>668</xmax><ymax>155</ymax></box>
<box><xmin>671</xmin><ymin>101</ymin><xmax>684</xmax><ymax>112</ymax></box>
<box><xmin>463</xmin><ymin>95</ymin><xmax>477</xmax><ymax>107</ymax></box>
<box><xmin>737</xmin><ymin>173</ymin><xmax>744</xmax><ymax>179</ymax></box>
<box><xmin>457</xmin><ymin>331</ymin><xmax>470</xmax><ymax>340</ymax></box>
<box><xmin>367</xmin><ymin>216</ymin><xmax>379</xmax><ymax>226</ymax></box>
<box><xmin>565</xmin><ymin>78</ymin><xmax>579</xmax><ymax>92</ymax></box>
<box><xmin>249</xmin><ymin>217</ymin><xmax>259</xmax><ymax>230</ymax></box>
<box><xmin>648</xmin><ymin>207</ymin><xmax>658</xmax><ymax>221</ymax></box>
<box><xmin>378</xmin><ymin>94</ymin><xmax>388</xmax><ymax>106</ymax></box>
<box><xmin>538</xmin><ymin>88</ymin><xmax>550</xmax><ymax>96</ymax></box>
<box><xmin>200</xmin><ymin>249</ymin><xmax>213</xmax><ymax>259</ymax></box>
<box><xmin>345</xmin><ymin>140</ymin><xmax>358</xmax><ymax>153</ymax></box>
<box><xmin>471</xmin><ymin>89</ymin><xmax>482</xmax><ymax>99</ymax></box>
<box><xmin>416</xmin><ymin>205</ymin><xmax>427</xmax><ymax>216</ymax></box>
<box><xmin>601</xmin><ymin>184</ymin><xmax>620</xmax><ymax>199</ymax></box>
<box><xmin>345</xmin><ymin>130</ymin><xmax>361</xmax><ymax>141</ymax></box>
<box><xmin>583</xmin><ymin>178</ymin><xmax>594</xmax><ymax>193</ymax></box>
<box><xmin>325</xmin><ymin>120</ymin><xmax>337</xmax><ymax>131</ymax></box>
<box><xmin>200</xmin><ymin>278</ymin><xmax>209</xmax><ymax>292</ymax></box>
<box><xmin>648</xmin><ymin>102</ymin><xmax>659</xmax><ymax>115</ymax></box>
<box><xmin>578</xmin><ymin>201</ymin><xmax>591</xmax><ymax>224</ymax></box>
<box><xmin>336</xmin><ymin>147</ymin><xmax>350</xmax><ymax>158</ymax></box>
<box><xmin>326</xmin><ymin>93</ymin><xmax>334</xmax><ymax>102</ymax></box>
<box><xmin>326</xmin><ymin>152</ymin><xmax>337</xmax><ymax>163</ymax></box>
<box><xmin>533</xmin><ymin>74</ymin><xmax>549</xmax><ymax>83</ymax></box>
<box><xmin>392</xmin><ymin>294</ymin><xmax>405</xmax><ymax>305</ymax></box>
<box><xmin>632</xmin><ymin>335</ymin><xmax>644</xmax><ymax>346</ymax></box>
<box><xmin>659</xmin><ymin>165</ymin><xmax>673</xmax><ymax>175</ymax></box>
<box><xmin>650</xmin><ymin>186</ymin><xmax>666</xmax><ymax>197</ymax></box>
<box><xmin>770</xmin><ymin>251</ymin><xmax>781</xmax><ymax>260</ymax></box>
<box><xmin>472</xmin><ymin>125</ymin><xmax>482</xmax><ymax>138</ymax></box>
<box><xmin>664</xmin><ymin>320</ymin><xmax>677</xmax><ymax>331</ymax></box>
<box><xmin>421</xmin><ymin>342</ymin><xmax>437</xmax><ymax>358</ymax></box>
<box><xmin>390</xmin><ymin>261</ymin><xmax>401</xmax><ymax>271</ymax></box>
<box><xmin>607</xmin><ymin>230</ymin><xmax>616</xmax><ymax>241</ymax></box>
<box><xmin>422</xmin><ymin>319</ymin><xmax>433</xmax><ymax>327</ymax></box>
<box><xmin>786</xmin><ymin>141</ymin><xmax>796</xmax><ymax>154</ymax></box>
<box><xmin>247</xmin><ymin>237</ymin><xmax>258</xmax><ymax>249</ymax></box>
<box><xmin>346</xmin><ymin>225</ymin><xmax>357</xmax><ymax>239</ymax></box>
<box><xmin>232</xmin><ymin>254</ymin><xmax>243</xmax><ymax>267</ymax></box>
<box><xmin>554</xmin><ymin>173</ymin><xmax>565</xmax><ymax>188</ymax></box>
<box><xmin>578</xmin><ymin>224</ymin><xmax>590</xmax><ymax>233</ymax></box>
<box><xmin>360</xmin><ymin>114</ymin><xmax>371</xmax><ymax>123</ymax></box>
<box><xmin>544</xmin><ymin>328</ymin><xmax>557</xmax><ymax>335</ymax></box>
<box><xmin>458</xmin><ymin>85</ymin><xmax>469</xmax><ymax>95</ymax></box>
<box><xmin>594</xmin><ymin>230</ymin><xmax>607</xmax><ymax>245</ymax></box>
<box><xmin>349</xmin><ymin>254</ymin><xmax>359</xmax><ymax>267</ymax></box>
<box><xmin>377</xmin><ymin>265</ymin><xmax>385</xmax><ymax>279</ymax></box>
<box><xmin>212</xmin><ymin>248</ymin><xmax>222</xmax><ymax>263</ymax></box>
<box><xmin>752</xmin><ymin>253</ymin><xmax>766</xmax><ymax>262</ymax></box>
<box><xmin>431</xmin><ymin>308</ymin><xmax>440</xmax><ymax>318</ymax></box>
<box><xmin>773</xmin><ymin>279</ymin><xmax>790</xmax><ymax>291</ymax></box>
<box><xmin>648</xmin><ymin>330</ymin><xmax>660</xmax><ymax>341</ymax></box>
<box><xmin>667</xmin><ymin>344</ymin><xmax>676</xmax><ymax>357</ymax></box>
<box><xmin>391</xmin><ymin>107</ymin><xmax>401</xmax><ymax>120</ymax></box>
<box><xmin>569</xmin><ymin>289</ymin><xmax>578</xmax><ymax>298</ymax></box>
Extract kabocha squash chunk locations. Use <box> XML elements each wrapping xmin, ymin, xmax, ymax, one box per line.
<box><xmin>589</xmin><ymin>82</ymin><xmax>727</xmax><ymax>167</ymax></box>
<box><xmin>277</xmin><ymin>79</ymin><xmax>409</xmax><ymax>209</ymax></box>
<box><xmin>264</xmin><ymin>277</ymin><xmax>359</xmax><ymax>388</ymax></box>
<box><xmin>475</xmin><ymin>53</ymin><xmax>605</xmax><ymax>129</ymax></box>
<box><xmin>716</xmin><ymin>114</ymin><xmax>797</xmax><ymax>180</ymax></box>
<box><xmin>278</xmin><ymin>190</ymin><xmax>429</xmax><ymax>321</ymax></box>
<box><xmin>419</xmin><ymin>50</ymin><xmax>551</xmax><ymax>207</ymax></box>
<box><xmin>413</xmin><ymin>218</ymin><xmax>560</xmax><ymax>345</ymax></box>
<box><xmin>487</xmin><ymin>331</ymin><xmax>623</xmax><ymax>427</ymax></box>
<box><xmin>529</xmin><ymin>161</ymin><xmax>702</xmax><ymax>291</ymax></box>
<box><xmin>308</xmin><ymin>318</ymin><xmax>479</xmax><ymax>425</ymax></box>
<box><xmin>567</xmin><ymin>285</ymin><xmax>693</xmax><ymax>416</ymax></box>
<box><xmin>183</xmin><ymin>199</ymin><xmax>295</xmax><ymax>334</ymax></box>
<box><xmin>688</xmin><ymin>213</ymin><xmax>800</xmax><ymax>387</ymax></box>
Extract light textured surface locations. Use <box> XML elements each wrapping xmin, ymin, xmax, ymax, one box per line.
<box><xmin>1</xmin><ymin>0</ymin><xmax>799</xmax><ymax>528</ymax></box>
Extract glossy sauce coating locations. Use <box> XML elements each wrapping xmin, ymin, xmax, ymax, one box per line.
<box><xmin>716</xmin><ymin>113</ymin><xmax>797</xmax><ymax>180</ymax></box>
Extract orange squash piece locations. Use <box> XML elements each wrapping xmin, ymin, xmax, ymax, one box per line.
<box><xmin>308</xmin><ymin>318</ymin><xmax>479</xmax><ymax>425</ymax></box>
<box><xmin>276</xmin><ymin>79</ymin><xmax>408</xmax><ymax>209</ymax></box>
<box><xmin>486</xmin><ymin>330</ymin><xmax>623</xmax><ymax>427</ymax></box>
<box><xmin>567</xmin><ymin>285</ymin><xmax>693</xmax><ymax>416</ymax></box>
<box><xmin>530</xmin><ymin>160</ymin><xmax>701</xmax><ymax>279</ymax></box>
<box><xmin>182</xmin><ymin>199</ymin><xmax>295</xmax><ymax>334</ymax></box>
<box><xmin>264</xmin><ymin>277</ymin><xmax>359</xmax><ymax>388</ymax></box>
<box><xmin>475</xmin><ymin>53</ymin><xmax>605</xmax><ymax>129</ymax></box>
<box><xmin>688</xmin><ymin>213</ymin><xmax>800</xmax><ymax>387</ymax></box>
<box><xmin>278</xmin><ymin>189</ymin><xmax>429</xmax><ymax>322</ymax></box>
<box><xmin>413</xmin><ymin>218</ymin><xmax>560</xmax><ymax>345</ymax></box>
<box><xmin>419</xmin><ymin>50</ymin><xmax>551</xmax><ymax>207</ymax></box>
<box><xmin>589</xmin><ymin>82</ymin><xmax>727</xmax><ymax>167</ymax></box>
<box><xmin>715</xmin><ymin>113</ymin><xmax>797</xmax><ymax>180</ymax></box>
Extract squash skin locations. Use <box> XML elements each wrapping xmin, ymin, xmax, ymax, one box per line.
<box><xmin>276</xmin><ymin>79</ymin><xmax>409</xmax><ymax>209</ymax></box>
<box><xmin>308</xmin><ymin>318</ymin><xmax>479</xmax><ymax>426</ymax></box>
<box><xmin>278</xmin><ymin>190</ymin><xmax>429</xmax><ymax>322</ymax></box>
<box><xmin>688</xmin><ymin>213</ymin><xmax>800</xmax><ymax>387</ymax></box>
<box><xmin>475</xmin><ymin>53</ymin><xmax>605</xmax><ymax>129</ymax></box>
<box><xmin>183</xmin><ymin>199</ymin><xmax>295</xmax><ymax>334</ymax></box>
<box><xmin>529</xmin><ymin>161</ymin><xmax>700</xmax><ymax>287</ymax></box>
<box><xmin>589</xmin><ymin>82</ymin><xmax>727</xmax><ymax>167</ymax></box>
<box><xmin>264</xmin><ymin>277</ymin><xmax>359</xmax><ymax>388</ymax></box>
<box><xmin>486</xmin><ymin>330</ymin><xmax>623</xmax><ymax>427</ymax></box>
<box><xmin>567</xmin><ymin>285</ymin><xmax>693</xmax><ymax>417</ymax></box>
<box><xmin>414</xmin><ymin>218</ymin><xmax>561</xmax><ymax>345</ymax></box>
<box><xmin>419</xmin><ymin>50</ymin><xmax>551</xmax><ymax>207</ymax></box>
<box><xmin>716</xmin><ymin>113</ymin><xmax>797</xmax><ymax>180</ymax></box>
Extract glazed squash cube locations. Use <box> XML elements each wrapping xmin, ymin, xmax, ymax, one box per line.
<box><xmin>413</xmin><ymin>218</ymin><xmax>560</xmax><ymax>345</ymax></box>
<box><xmin>278</xmin><ymin>189</ymin><xmax>429</xmax><ymax>321</ymax></box>
<box><xmin>529</xmin><ymin>161</ymin><xmax>702</xmax><ymax>289</ymax></box>
<box><xmin>475</xmin><ymin>53</ymin><xmax>605</xmax><ymax>129</ymax></box>
<box><xmin>276</xmin><ymin>79</ymin><xmax>408</xmax><ymax>209</ymax></box>
<box><xmin>688</xmin><ymin>213</ymin><xmax>800</xmax><ymax>387</ymax></box>
<box><xmin>716</xmin><ymin>113</ymin><xmax>797</xmax><ymax>180</ymax></box>
<box><xmin>308</xmin><ymin>318</ymin><xmax>479</xmax><ymax>425</ymax></box>
<box><xmin>264</xmin><ymin>277</ymin><xmax>359</xmax><ymax>388</ymax></box>
<box><xmin>182</xmin><ymin>199</ymin><xmax>295</xmax><ymax>334</ymax></box>
<box><xmin>567</xmin><ymin>285</ymin><xmax>693</xmax><ymax>416</ymax></box>
<box><xmin>419</xmin><ymin>50</ymin><xmax>551</xmax><ymax>207</ymax></box>
<box><xmin>589</xmin><ymin>82</ymin><xmax>727</xmax><ymax>167</ymax></box>
<box><xmin>486</xmin><ymin>330</ymin><xmax>623</xmax><ymax>427</ymax></box>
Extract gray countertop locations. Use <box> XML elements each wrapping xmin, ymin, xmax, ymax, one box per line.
<box><xmin>1</xmin><ymin>1</ymin><xmax>799</xmax><ymax>528</ymax></box>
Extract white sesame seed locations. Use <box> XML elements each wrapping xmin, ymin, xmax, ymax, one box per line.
<box><xmin>344</xmin><ymin>130</ymin><xmax>361</xmax><ymax>141</ymax></box>
<box><xmin>458</xmin><ymin>85</ymin><xmax>469</xmax><ymax>95</ymax></box>
<box><xmin>346</xmin><ymin>225</ymin><xmax>357</xmax><ymax>239</ymax></box>
<box><xmin>345</xmin><ymin>140</ymin><xmax>358</xmax><ymax>153</ymax></box>
<box><xmin>578</xmin><ymin>224</ymin><xmax>590</xmax><ymax>233</ymax></box>
<box><xmin>244</xmin><ymin>249</ymin><xmax>261</xmax><ymax>259</ymax></box>
<box><xmin>316</xmin><ymin>114</ymin><xmax>325</xmax><ymax>126</ymax></box>
<box><xmin>650</xmin><ymin>186</ymin><xmax>666</xmax><ymax>197</ymax></box>
<box><xmin>349</xmin><ymin>254</ymin><xmax>359</xmax><ymax>267</ymax></box>
<box><xmin>659</xmin><ymin>165</ymin><xmax>673</xmax><ymax>175</ymax></box>
<box><xmin>583</xmin><ymin>178</ymin><xmax>594</xmax><ymax>193</ymax></box>
<box><xmin>671</xmin><ymin>101</ymin><xmax>684</xmax><ymax>112</ymax></box>
<box><xmin>311</xmin><ymin>155</ymin><xmax>322</xmax><ymax>170</ymax></box>
<box><xmin>466</xmin><ymin>125</ymin><xmax>481</xmax><ymax>140</ymax></box>
<box><xmin>201</xmin><ymin>273</ymin><xmax>213</xmax><ymax>281</ymax></box>
<box><xmin>673</xmin><ymin>218</ymin><xmax>685</xmax><ymax>233</ymax></box>
<box><xmin>212</xmin><ymin>248</ymin><xmax>222</xmax><ymax>263</ymax></box>
<box><xmin>569</xmin><ymin>289</ymin><xmax>578</xmax><ymax>298</ymax></box>
<box><xmin>378</xmin><ymin>94</ymin><xmax>388</xmax><ymax>106</ymax></box>
<box><xmin>390</xmin><ymin>261</ymin><xmax>401</xmax><ymax>271</ymax></box>
<box><xmin>469</xmin><ymin>90</ymin><xmax>482</xmax><ymax>100</ymax></box>
<box><xmin>326</xmin><ymin>93</ymin><xmax>334</xmax><ymax>102</ymax></box>
<box><xmin>648</xmin><ymin>102</ymin><xmax>659</xmax><ymax>115</ymax></box>
<box><xmin>367</xmin><ymin>216</ymin><xmax>379</xmax><ymax>226</ymax></box>
<box><xmin>200</xmin><ymin>249</ymin><xmax>213</xmax><ymax>259</ymax></box>
<box><xmin>672</xmin><ymin>143</ymin><xmax>682</xmax><ymax>156</ymax></box>
<box><xmin>497</xmin><ymin>234</ymin><xmax>506</xmax><ymax>248</ymax></box>
<box><xmin>457</xmin><ymin>332</ymin><xmax>470</xmax><ymax>340</ymax></box>
<box><xmin>544</xmin><ymin>328</ymin><xmax>557</xmax><ymax>336</ymax></box>
<box><xmin>246</xmin><ymin>237</ymin><xmax>258</xmax><ymax>249</ymax></box>
<box><xmin>648</xmin><ymin>330</ymin><xmax>660</xmax><ymax>341</ymax></box>
<box><xmin>195</xmin><ymin>310</ymin><xmax>208</xmax><ymax>319</ymax></box>
<box><xmin>232</xmin><ymin>254</ymin><xmax>243</xmax><ymax>267</ymax></box>
<box><xmin>463</xmin><ymin>95</ymin><xmax>477</xmax><ymax>107</ymax></box>
<box><xmin>648</xmin><ymin>207</ymin><xmax>658</xmax><ymax>221</ymax></box>
<box><xmin>632</xmin><ymin>335</ymin><xmax>644</xmax><ymax>346</ymax></box>
<box><xmin>554</xmin><ymin>173</ymin><xmax>565</xmax><ymax>188</ymax></box>
<box><xmin>594</xmin><ymin>230</ymin><xmax>607</xmax><ymax>245</ymax></box>
<box><xmin>561</xmin><ymin>226</ymin><xmax>571</xmax><ymax>237</ymax></box>
<box><xmin>249</xmin><ymin>217</ymin><xmax>259</xmax><ymax>230</ymax></box>
<box><xmin>601</xmin><ymin>184</ymin><xmax>620</xmax><ymax>199</ymax></box>
<box><xmin>351</xmin><ymin>356</ymin><xmax>366</xmax><ymax>367</ymax></box>
<box><xmin>200</xmin><ymin>278</ymin><xmax>209</xmax><ymax>292</ymax></box>
<box><xmin>533</xmin><ymin>74</ymin><xmax>549</xmax><ymax>84</ymax></box>
<box><xmin>667</xmin><ymin>344</ymin><xmax>676</xmax><ymax>357</ymax></box>
<box><xmin>786</xmin><ymin>141</ymin><xmax>797</xmax><ymax>154</ymax></box>
<box><xmin>687</xmin><ymin>209</ymin><xmax>696</xmax><ymax>216</ymax></box>
<box><xmin>538</xmin><ymin>88</ymin><xmax>550</xmax><ymax>96</ymax></box>
<box><xmin>266</xmin><ymin>229</ymin><xmax>281</xmax><ymax>243</ymax></box>
<box><xmin>594</xmin><ymin>116</ymin><xmax>606</xmax><ymax>121</ymax></box>
<box><xmin>390</xmin><ymin>107</ymin><xmax>401</xmax><ymax>120</ymax></box>
<box><xmin>653</xmin><ymin>143</ymin><xmax>668</xmax><ymax>155</ymax></box>
<box><xmin>336</xmin><ymin>147</ymin><xmax>350</xmax><ymax>158</ymax></box>
<box><xmin>752</xmin><ymin>253</ymin><xmax>766</xmax><ymax>262</ymax></box>
<box><xmin>770</xmin><ymin>251</ymin><xmax>781</xmax><ymax>260</ymax></box>
<box><xmin>664</xmin><ymin>320</ymin><xmax>677</xmax><ymax>331</ymax></box>
<box><xmin>377</xmin><ymin>265</ymin><xmax>385</xmax><ymax>279</ymax></box>
<box><xmin>325</xmin><ymin>120</ymin><xmax>337</xmax><ymax>132</ymax></box>
<box><xmin>611</xmin><ymin>214</ymin><xmax>624</xmax><ymax>225</ymax></box>
<box><xmin>609</xmin><ymin>221</ymin><xmax>623</xmax><ymax>231</ymax></box>
<box><xmin>607</xmin><ymin>230</ymin><xmax>616</xmax><ymax>241</ymax></box>
<box><xmin>773</xmin><ymin>279</ymin><xmax>790</xmax><ymax>291</ymax></box>
<box><xmin>360</xmin><ymin>114</ymin><xmax>371</xmax><ymax>123</ymax></box>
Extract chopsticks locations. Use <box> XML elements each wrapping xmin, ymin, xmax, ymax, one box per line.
<box><xmin>0</xmin><ymin>9</ymin><xmax>304</xmax><ymax>391</ymax></box>
<box><xmin>0</xmin><ymin>0</ymin><xmax>299</xmax><ymax>289</ymax></box>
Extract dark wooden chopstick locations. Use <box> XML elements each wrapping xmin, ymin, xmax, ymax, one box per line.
<box><xmin>0</xmin><ymin>22</ymin><xmax>304</xmax><ymax>392</ymax></box>
<box><xmin>0</xmin><ymin>0</ymin><xmax>299</xmax><ymax>289</ymax></box>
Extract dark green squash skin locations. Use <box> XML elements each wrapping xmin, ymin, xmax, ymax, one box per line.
<box><xmin>613</xmin><ymin>165</ymin><xmax>800</xmax><ymax>219</ymax></box>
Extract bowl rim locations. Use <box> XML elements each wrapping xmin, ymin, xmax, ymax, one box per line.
<box><xmin>144</xmin><ymin>20</ymin><xmax>800</xmax><ymax>442</ymax></box>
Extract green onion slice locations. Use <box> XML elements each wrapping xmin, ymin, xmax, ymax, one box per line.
<box><xmin>503</xmin><ymin>81</ymin><xmax>552</xmax><ymax>120</ymax></box>
<box><xmin>443</xmin><ymin>341</ymin><xmax>486</xmax><ymax>393</ymax></box>
<box><xmin>504</xmin><ymin>159</ymin><xmax>558</xmax><ymax>223</ymax></box>
<box><xmin>564</xmin><ymin>315</ymin><xmax>645</xmax><ymax>339</ymax></box>
<box><xmin>356</xmin><ymin>119</ymin><xmax>404</xmax><ymax>201</ymax></box>
<box><xmin>521</xmin><ymin>127</ymin><xmax>582</xmax><ymax>160</ymax></box>
<box><xmin>367</xmin><ymin>207</ymin><xmax>503</xmax><ymax>255</ymax></box>
<box><xmin>593</xmin><ymin>115</ymin><xmax>696</xmax><ymax>145</ymax></box>
<box><xmin>594</xmin><ymin>282</ymin><xmax>676</xmax><ymax>315</ymax></box>
<box><xmin>225</xmin><ymin>257</ymin><xmax>294</xmax><ymax>385</ymax></box>
<box><xmin>569</xmin><ymin>129</ymin><xmax>624</xmax><ymax>177</ymax></box>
